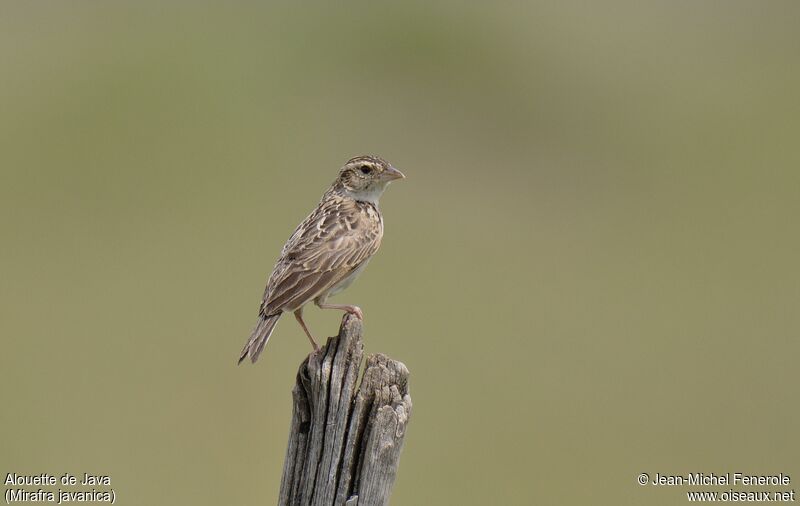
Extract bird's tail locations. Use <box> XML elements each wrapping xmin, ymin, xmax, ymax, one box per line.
<box><xmin>238</xmin><ymin>313</ymin><xmax>281</xmax><ymax>364</ymax></box>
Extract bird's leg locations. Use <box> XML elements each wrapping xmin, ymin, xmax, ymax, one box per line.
<box><xmin>315</xmin><ymin>300</ymin><xmax>364</xmax><ymax>320</ymax></box>
<box><xmin>293</xmin><ymin>308</ymin><xmax>319</xmax><ymax>351</ymax></box>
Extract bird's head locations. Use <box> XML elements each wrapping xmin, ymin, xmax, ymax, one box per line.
<box><xmin>334</xmin><ymin>155</ymin><xmax>405</xmax><ymax>204</ymax></box>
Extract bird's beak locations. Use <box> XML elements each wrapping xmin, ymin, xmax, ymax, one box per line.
<box><xmin>383</xmin><ymin>166</ymin><xmax>405</xmax><ymax>181</ymax></box>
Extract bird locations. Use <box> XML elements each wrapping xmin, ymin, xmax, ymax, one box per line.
<box><xmin>238</xmin><ymin>155</ymin><xmax>405</xmax><ymax>364</ymax></box>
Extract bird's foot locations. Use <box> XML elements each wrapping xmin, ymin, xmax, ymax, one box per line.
<box><xmin>316</xmin><ymin>301</ymin><xmax>364</xmax><ymax>320</ymax></box>
<box><xmin>345</xmin><ymin>305</ymin><xmax>364</xmax><ymax>320</ymax></box>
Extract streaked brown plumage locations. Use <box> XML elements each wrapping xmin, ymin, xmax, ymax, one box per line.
<box><xmin>238</xmin><ymin>155</ymin><xmax>404</xmax><ymax>364</ymax></box>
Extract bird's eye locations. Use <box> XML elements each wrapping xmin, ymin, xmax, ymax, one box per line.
<box><xmin>359</xmin><ymin>165</ymin><xmax>372</xmax><ymax>175</ymax></box>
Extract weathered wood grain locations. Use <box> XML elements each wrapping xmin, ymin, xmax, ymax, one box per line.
<box><xmin>278</xmin><ymin>314</ymin><xmax>412</xmax><ymax>506</ymax></box>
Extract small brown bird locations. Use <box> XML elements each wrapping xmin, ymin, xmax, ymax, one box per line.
<box><xmin>238</xmin><ymin>155</ymin><xmax>405</xmax><ymax>364</ymax></box>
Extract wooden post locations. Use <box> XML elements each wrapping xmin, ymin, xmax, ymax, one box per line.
<box><xmin>278</xmin><ymin>314</ymin><xmax>412</xmax><ymax>506</ymax></box>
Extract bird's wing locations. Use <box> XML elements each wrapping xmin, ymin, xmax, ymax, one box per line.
<box><xmin>260</xmin><ymin>197</ymin><xmax>382</xmax><ymax>315</ymax></box>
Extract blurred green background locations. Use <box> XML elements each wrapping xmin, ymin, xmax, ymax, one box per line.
<box><xmin>2</xmin><ymin>2</ymin><xmax>798</xmax><ymax>505</ymax></box>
